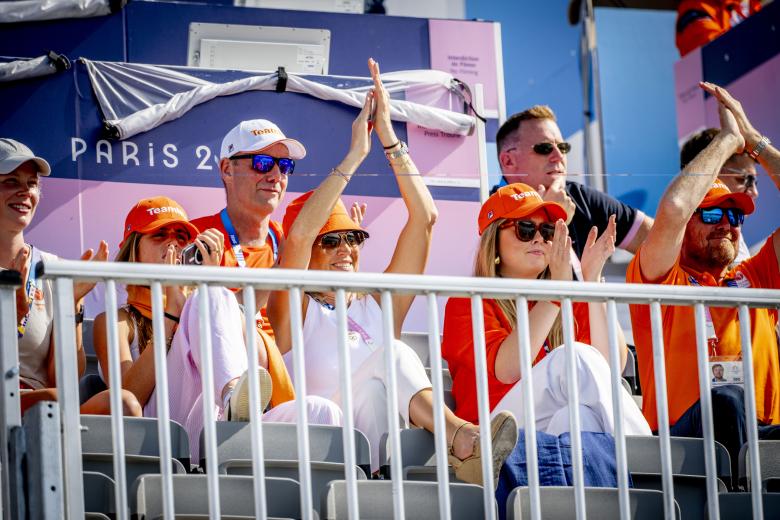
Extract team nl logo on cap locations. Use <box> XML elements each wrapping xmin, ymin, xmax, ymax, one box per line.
<box><xmin>510</xmin><ymin>191</ymin><xmax>541</xmax><ymax>201</ymax></box>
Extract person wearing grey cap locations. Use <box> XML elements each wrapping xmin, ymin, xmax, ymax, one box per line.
<box><xmin>0</xmin><ymin>138</ymin><xmax>142</xmax><ymax>416</ymax></box>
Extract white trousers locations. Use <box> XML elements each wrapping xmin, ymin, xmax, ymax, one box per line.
<box><xmin>492</xmin><ymin>342</ymin><xmax>651</xmax><ymax>436</ymax></box>
<box><xmin>145</xmin><ymin>286</ymin><xmax>343</xmax><ymax>461</ymax></box>
<box><xmin>330</xmin><ymin>339</ymin><xmax>431</xmax><ymax>472</ymax></box>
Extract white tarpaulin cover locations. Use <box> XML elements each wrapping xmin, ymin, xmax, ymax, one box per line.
<box><xmin>0</xmin><ymin>0</ymin><xmax>123</xmax><ymax>23</ymax></box>
<box><xmin>81</xmin><ymin>59</ymin><xmax>477</xmax><ymax>140</ymax></box>
<box><xmin>0</xmin><ymin>53</ymin><xmax>69</xmax><ymax>82</ymax></box>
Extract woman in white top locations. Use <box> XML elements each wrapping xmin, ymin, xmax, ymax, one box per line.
<box><xmin>268</xmin><ymin>59</ymin><xmax>517</xmax><ymax>484</ymax></box>
<box><xmin>93</xmin><ymin>196</ymin><xmax>341</xmax><ymax>461</ymax></box>
<box><xmin>0</xmin><ymin>138</ymin><xmax>140</xmax><ymax>416</ymax></box>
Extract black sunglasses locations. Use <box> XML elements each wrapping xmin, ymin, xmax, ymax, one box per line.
<box><xmin>231</xmin><ymin>154</ymin><xmax>295</xmax><ymax>176</ymax></box>
<box><xmin>499</xmin><ymin>220</ymin><xmax>555</xmax><ymax>242</ymax></box>
<box><xmin>695</xmin><ymin>207</ymin><xmax>745</xmax><ymax>227</ymax></box>
<box><xmin>533</xmin><ymin>142</ymin><xmax>571</xmax><ymax>155</ymax></box>
<box><xmin>318</xmin><ymin>230</ymin><xmax>369</xmax><ymax>250</ymax></box>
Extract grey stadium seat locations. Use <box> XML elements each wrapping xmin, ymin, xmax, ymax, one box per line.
<box><xmin>738</xmin><ymin>440</ymin><xmax>780</xmax><ymax>491</ymax></box>
<box><xmin>712</xmin><ymin>492</ymin><xmax>780</xmax><ymax>519</ymax></box>
<box><xmin>506</xmin><ymin>486</ymin><xmax>680</xmax><ymax>520</ymax></box>
<box><xmin>81</xmin><ymin>415</ymin><xmax>191</xmax><ymax>511</ymax></box>
<box><xmin>83</xmin><ymin>471</ymin><xmax>115</xmax><ymax>518</ymax></box>
<box><xmin>205</xmin><ymin>422</ymin><xmax>370</xmax><ymax>517</ymax></box>
<box><xmin>135</xmin><ymin>474</ymin><xmax>302</xmax><ymax>519</ymax></box>
<box><xmin>322</xmin><ymin>480</ymin><xmax>491</xmax><ymax>519</ymax></box>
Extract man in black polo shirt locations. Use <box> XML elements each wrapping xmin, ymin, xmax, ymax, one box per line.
<box><xmin>492</xmin><ymin>105</ymin><xmax>653</xmax><ymax>259</ymax></box>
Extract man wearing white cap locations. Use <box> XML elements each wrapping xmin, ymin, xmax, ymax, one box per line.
<box><xmin>0</xmin><ymin>138</ymin><xmax>140</xmax><ymax>416</ymax></box>
<box><xmin>190</xmin><ymin>120</ymin><xmax>307</xmax><ymax>406</ymax></box>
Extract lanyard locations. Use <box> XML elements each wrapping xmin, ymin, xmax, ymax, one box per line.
<box><xmin>688</xmin><ymin>275</ymin><xmax>738</xmax><ymax>353</ymax></box>
<box><xmin>311</xmin><ymin>294</ymin><xmax>374</xmax><ymax>345</ymax></box>
<box><xmin>17</xmin><ymin>245</ymin><xmax>41</xmax><ymax>339</ymax></box>
<box><xmin>219</xmin><ymin>208</ymin><xmax>278</xmax><ymax>267</ymax></box>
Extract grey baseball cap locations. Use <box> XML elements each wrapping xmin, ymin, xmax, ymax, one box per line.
<box><xmin>0</xmin><ymin>138</ymin><xmax>51</xmax><ymax>176</ymax></box>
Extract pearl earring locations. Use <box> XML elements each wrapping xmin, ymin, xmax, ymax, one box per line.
<box><xmin>494</xmin><ymin>256</ymin><xmax>501</xmax><ymax>265</ymax></box>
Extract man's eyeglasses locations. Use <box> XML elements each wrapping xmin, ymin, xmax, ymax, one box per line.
<box><xmin>231</xmin><ymin>154</ymin><xmax>295</xmax><ymax>176</ymax></box>
<box><xmin>499</xmin><ymin>220</ymin><xmax>556</xmax><ymax>242</ymax></box>
<box><xmin>721</xmin><ymin>167</ymin><xmax>757</xmax><ymax>191</ymax></box>
<box><xmin>318</xmin><ymin>230</ymin><xmax>369</xmax><ymax>251</ymax></box>
<box><xmin>695</xmin><ymin>207</ymin><xmax>745</xmax><ymax>227</ymax></box>
<box><xmin>533</xmin><ymin>142</ymin><xmax>571</xmax><ymax>156</ymax></box>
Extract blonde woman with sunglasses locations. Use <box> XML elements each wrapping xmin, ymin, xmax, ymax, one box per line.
<box><xmin>442</xmin><ymin>183</ymin><xmax>650</xmax><ymax>437</ymax></box>
<box><xmin>268</xmin><ymin>58</ymin><xmax>518</xmax><ymax>485</ymax></box>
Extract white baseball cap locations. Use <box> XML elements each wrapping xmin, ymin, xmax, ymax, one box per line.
<box><xmin>0</xmin><ymin>138</ymin><xmax>51</xmax><ymax>176</ymax></box>
<box><xmin>220</xmin><ymin>119</ymin><xmax>306</xmax><ymax>160</ymax></box>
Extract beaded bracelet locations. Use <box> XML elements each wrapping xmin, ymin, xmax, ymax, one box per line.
<box><xmin>330</xmin><ymin>167</ymin><xmax>351</xmax><ymax>181</ymax></box>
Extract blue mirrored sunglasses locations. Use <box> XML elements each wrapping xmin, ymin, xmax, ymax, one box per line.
<box><xmin>231</xmin><ymin>154</ymin><xmax>295</xmax><ymax>175</ymax></box>
<box><xmin>696</xmin><ymin>207</ymin><xmax>744</xmax><ymax>226</ymax></box>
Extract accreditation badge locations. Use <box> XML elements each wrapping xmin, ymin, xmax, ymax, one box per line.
<box><xmin>709</xmin><ymin>356</ymin><xmax>744</xmax><ymax>387</ymax></box>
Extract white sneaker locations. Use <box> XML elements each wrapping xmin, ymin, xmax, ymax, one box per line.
<box><xmin>226</xmin><ymin>366</ymin><xmax>273</xmax><ymax>422</ymax></box>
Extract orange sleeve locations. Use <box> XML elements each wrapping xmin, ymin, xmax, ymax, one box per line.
<box><xmin>442</xmin><ymin>298</ymin><xmax>510</xmax><ymax>383</ymax></box>
<box><xmin>732</xmin><ymin>230</ymin><xmax>780</xmax><ymax>290</ymax></box>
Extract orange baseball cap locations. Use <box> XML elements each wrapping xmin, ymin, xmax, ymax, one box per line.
<box><xmin>478</xmin><ymin>183</ymin><xmax>567</xmax><ymax>235</ymax></box>
<box><xmin>121</xmin><ymin>196</ymin><xmax>200</xmax><ymax>246</ymax></box>
<box><xmin>282</xmin><ymin>190</ymin><xmax>367</xmax><ymax>238</ymax></box>
<box><xmin>699</xmin><ymin>180</ymin><xmax>755</xmax><ymax>214</ymax></box>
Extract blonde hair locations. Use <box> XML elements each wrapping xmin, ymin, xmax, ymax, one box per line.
<box><xmin>475</xmin><ymin>219</ymin><xmax>564</xmax><ymax>349</ymax></box>
<box><xmin>115</xmin><ymin>231</ymin><xmax>153</xmax><ymax>352</ymax></box>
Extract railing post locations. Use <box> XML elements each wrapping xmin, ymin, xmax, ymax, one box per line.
<box><xmin>606</xmin><ymin>300</ymin><xmax>629</xmax><ymax>520</ymax></box>
<box><xmin>242</xmin><ymin>286</ymin><xmax>268</xmax><ymax>520</ymax></box>
<box><xmin>380</xmin><ymin>291</ymin><xmax>405</xmax><ymax>520</ymax></box>
<box><xmin>288</xmin><ymin>287</ymin><xmax>314</xmax><ymax>520</ymax></box>
<box><xmin>51</xmin><ymin>277</ymin><xmax>84</xmax><ymax>519</ymax></box>
<box><xmin>738</xmin><ymin>305</ymin><xmax>763</xmax><ymax>519</ymax></box>
<box><xmin>104</xmin><ymin>280</ymin><xmax>129</xmax><ymax>520</ymax></box>
<box><xmin>561</xmin><ymin>299</ymin><xmax>586</xmax><ymax>520</ymax></box>
<box><xmin>514</xmin><ymin>297</ymin><xmax>540</xmax><ymax>520</ymax></box>
<box><xmin>649</xmin><ymin>301</ymin><xmax>676</xmax><ymax>520</ymax></box>
<box><xmin>150</xmin><ymin>281</ymin><xmax>174</xmax><ymax>520</ymax></box>
<box><xmin>425</xmin><ymin>293</ymin><xmax>451</xmax><ymax>520</ymax></box>
<box><xmin>0</xmin><ymin>272</ymin><xmax>22</xmax><ymax>520</ymax></box>
<box><xmin>694</xmin><ymin>303</ymin><xmax>719</xmax><ymax>520</ymax></box>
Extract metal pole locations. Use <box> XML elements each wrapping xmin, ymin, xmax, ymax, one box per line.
<box><xmin>693</xmin><ymin>303</ymin><xmax>719</xmax><ymax>520</ymax></box>
<box><xmin>515</xmin><ymin>297</ymin><xmax>540</xmax><ymax>520</ymax></box>
<box><xmin>334</xmin><ymin>289</ymin><xmax>359</xmax><ymax>519</ymax></box>
<box><xmin>469</xmin><ymin>295</ymin><xmax>497</xmax><ymax>520</ymax></box>
<box><xmin>52</xmin><ymin>278</ymin><xmax>84</xmax><ymax>519</ymax></box>
<box><xmin>104</xmin><ymin>280</ymin><xmax>129</xmax><ymax>520</ymax></box>
<box><xmin>241</xmin><ymin>287</ymin><xmax>267</xmax><ymax>520</ymax></box>
<box><xmin>606</xmin><ymin>300</ymin><xmax>629</xmax><ymax>520</ymax></box>
<box><xmin>649</xmin><ymin>301</ymin><xmax>676</xmax><ymax>520</ymax></box>
<box><xmin>0</xmin><ymin>277</ymin><xmax>21</xmax><ymax>520</ymax></box>
<box><xmin>738</xmin><ymin>305</ymin><xmax>763</xmax><ymax>518</ymax></box>
<box><xmin>150</xmin><ymin>282</ymin><xmax>174</xmax><ymax>520</ymax></box>
<box><xmin>561</xmin><ymin>299</ymin><xmax>586</xmax><ymax>520</ymax></box>
<box><xmin>380</xmin><ymin>291</ymin><xmax>405</xmax><ymax>520</ymax></box>
<box><xmin>425</xmin><ymin>293</ymin><xmax>451</xmax><ymax>520</ymax></box>
<box><xmin>288</xmin><ymin>288</ymin><xmax>314</xmax><ymax>520</ymax></box>
<box><xmin>196</xmin><ymin>286</ymin><xmax>220</xmax><ymax>519</ymax></box>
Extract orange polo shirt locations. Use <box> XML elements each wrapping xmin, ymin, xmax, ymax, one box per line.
<box><xmin>627</xmin><ymin>231</ymin><xmax>780</xmax><ymax>431</ymax></box>
<box><xmin>442</xmin><ymin>297</ymin><xmax>591</xmax><ymax>424</ymax></box>
<box><xmin>191</xmin><ymin>212</ymin><xmax>294</xmax><ymax>407</ymax></box>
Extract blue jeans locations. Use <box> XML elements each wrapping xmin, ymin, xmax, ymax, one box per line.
<box><xmin>496</xmin><ymin>430</ymin><xmax>628</xmax><ymax>520</ymax></box>
<box><xmin>669</xmin><ymin>384</ymin><xmax>780</xmax><ymax>485</ymax></box>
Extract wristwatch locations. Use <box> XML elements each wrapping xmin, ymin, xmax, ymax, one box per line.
<box><xmin>75</xmin><ymin>304</ymin><xmax>84</xmax><ymax>325</ymax></box>
<box><xmin>385</xmin><ymin>141</ymin><xmax>409</xmax><ymax>161</ymax></box>
<box><xmin>747</xmin><ymin>136</ymin><xmax>770</xmax><ymax>161</ymax></box>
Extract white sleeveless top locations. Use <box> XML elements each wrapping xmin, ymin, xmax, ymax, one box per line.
<box><xmin>17</xmin><ymin>249</ymin><xmax>56</xmax><ymax>389</ymax></box>
<box><xmin>284</xmin><ymin>294</ymin><xmax>384</xmax><ymax>399</ymax></box>
<box><xmin>98</xmin><ymin>307</ymin><xmax>141</xmax><ymax>383</ymax></box>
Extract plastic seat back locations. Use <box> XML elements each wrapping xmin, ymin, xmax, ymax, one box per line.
<box><xmin>323</xmin><ymin>480</ymin><xmax>489</xmax><ymax>519</ymax></box>
<box><xmin>506</xmin><ymin>486</ymin><xmax>679</xmax><ymax>520</ymax></box>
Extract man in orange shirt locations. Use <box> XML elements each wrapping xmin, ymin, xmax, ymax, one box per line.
<box><xmin>627</xmin><ymin>82</ymin><xmax>780</xmax><ymax>468</ymax></box>
<box><xmin>191</xmin><ymin>119</ymin><xmax>307</xmax><ymax>406</ymax></box>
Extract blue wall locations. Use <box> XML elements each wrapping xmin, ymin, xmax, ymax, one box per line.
<box><xmin>596</xmin><ymin>7</ymin><xmax>679</xmax><ymax>215</ymax></box>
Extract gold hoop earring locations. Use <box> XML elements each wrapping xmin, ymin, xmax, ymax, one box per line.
<box><xmin>494</xmin><ymin>256</ymin><xmax>501</xmax><ymax>265</ymax></box>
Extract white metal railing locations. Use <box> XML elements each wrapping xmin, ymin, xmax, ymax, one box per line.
<box><xmin>1</xmin><ymin>258</ymin><xmax>778</xmax><ymax>520</ymax></box>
